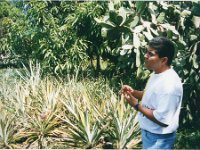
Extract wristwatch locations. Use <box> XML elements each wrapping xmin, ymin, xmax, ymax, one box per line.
<box><xmin>134</xmin><ymin>103</ymin><xmax>140</xmax><ymax>111</ymax></box>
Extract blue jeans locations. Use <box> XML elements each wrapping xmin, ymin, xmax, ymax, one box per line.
<box><xmin>141</xmin><ymin>129</ymin><xmax>176</xmax><ymax>149</ymax></box>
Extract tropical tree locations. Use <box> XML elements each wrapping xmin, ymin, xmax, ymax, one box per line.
<box><xmin>96</xmin><ymin>1</ymin><xmax>200</xmax><ymax>129</ymax></box>
<box><xmin>1</xmin><ymin>1</ymin><xmax>108</xmax><ymax>76</ymax></box>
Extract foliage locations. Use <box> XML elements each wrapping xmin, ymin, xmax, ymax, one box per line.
<box><xmin>107</xmin><ymin>95</ymin><xmax>141</xmax><ymax>149</ymax></box>
<box><xmin>0</xmin><ymin>63</ymin><xmax>141</xmax><ymax>149</ymax></box>
<box><xmin>0</xmin><ymin>1</ymin><xmax>107</xmax><ymax>76</ymax></box>
<box><xmin>0</xmin><ymin>1</ymin><xmax>22</xmax><ymax>67</ymax></box>
<box><xmin>0</xmin><ymin>110</ymin><xmax>19</xmax><ymax>149</ymax></box>
<box><xmin>0</xmin><ymin>0</ymin><xmax>200</xmax><ymax>147</ymax></box>
<box><xmin>96</xmin><ymin>1</ymin><xmax>200</xmax><ymax>129</ymax></box>
<box><xmin>175</xmin><ymin>129</ymin><xmax>200</xmax><ymax>149</ymax></box>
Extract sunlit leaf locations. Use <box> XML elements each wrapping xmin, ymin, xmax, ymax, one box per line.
<box><xmin>133</xmin><ymin>25</ymin><xmax>144</xmax><ymax>33</ymax></box>
<box><xmin>133</xmin><ymin>33</ymin><xmax>140</xmax><ymax>49</ymax></box>
<box><xmin>122</xmin><ymin>44</ymin><xmax>133</xmax><ymax>50</ymax></box>
<box><xmin>130</xmin><ymin>16</ymin><xmax>139</xmax><ymax>29</ymax></box>
<box><xmin>136</xmin><ymin>48</ymin><xmax>141</xmax><ymax>67</ymax></box>
<box><xmin>143</xmin><ymin>30</ymin><xmax>153</xmax><ymax>40</ymax></box>
<box><xmin>192</xmin><ymin>54</ymin><xmax>199</xmax><ymax>69</ymax></box>
<box><xmin>192</xmin><ymin>16</ymin><xmax>200</xmax><ymax>28</ymax></box>
<box><xmin>119</xmin><ymin>7</ymin><xmax>128</xmax><ymax>26</ymax></box>
<box><xmin>157</xmin><ymin>12</ymin><xmax>165</xmax><ymax>23</ymax></box>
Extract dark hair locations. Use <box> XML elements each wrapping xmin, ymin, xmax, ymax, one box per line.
<box><xmin>149</xmin><ymin>37</ymin><xmax>175</xmax><ymax>66</ymax></box>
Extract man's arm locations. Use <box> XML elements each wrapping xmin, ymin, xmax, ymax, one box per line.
<box><xmin>124</xmin><ymin>91</ymin><xmax>168</xmax><ymax>127</ymax></box>
<box><xmin>132</xmin><ymin>90</ymin><xmax>144</xmax><ymax>100</ymax></box>
<box><xmin>137</xmin><ymin>104</ymin><xmax>168</xmax><ymax>127</ymax></box>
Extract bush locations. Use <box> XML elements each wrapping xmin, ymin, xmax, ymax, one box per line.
<box><xmin>175</xmin><ymin>130</ymin><xmax>200</xmax><ymax>149</ymax></box>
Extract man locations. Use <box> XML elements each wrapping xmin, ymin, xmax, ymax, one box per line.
<box><xmin>121</xmin><ymin>37</ymin><xmax>183</xmax><ymax>149</ymax></box>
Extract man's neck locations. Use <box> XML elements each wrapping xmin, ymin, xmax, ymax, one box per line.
<box><xmin>155</xmin><ymin>66</ymin><xmax>171</xmax><ymax>74</ymax></box>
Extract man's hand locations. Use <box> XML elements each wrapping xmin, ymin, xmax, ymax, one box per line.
<box><xmin>120</xmin><ymin>85</ymin><xmax>134</xmax><ymax>95</ymax></box>
<box><xmin>120</xmin><ymin>85</ymin><xmax>138</xmax><ymax>107</ymax></box>
<box><xmin>120</xmin><ymin>85</ymin><xmax>144</xmax><ymax>100</ymax></box>
<box><xmin>123</xmin><ymin>91</ymin><xmax>138</xmax><ymax>108</ymax></box>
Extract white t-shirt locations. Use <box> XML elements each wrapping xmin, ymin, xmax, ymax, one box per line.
<box><xmin>138</xmin><ymin>68</ymin><xmax>183</xmax><ymax>134</ymax></box>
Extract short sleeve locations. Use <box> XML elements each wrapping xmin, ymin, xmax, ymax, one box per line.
<box><xmin>153</xmin><ymin>94</ymin><xmax>180</xmax><ymax>125</ymax></box>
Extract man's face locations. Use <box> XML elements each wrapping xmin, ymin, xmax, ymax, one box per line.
<box><xmin>144</xmin><ymin>47</ymin><xmax>163</xmax><ymax>72</ymax></box>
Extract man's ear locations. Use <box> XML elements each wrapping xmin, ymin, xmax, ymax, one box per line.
<box><xmin>161</xmin><ymin>57</ymin><xmax>168</xmax><ymax>65</ymax></box>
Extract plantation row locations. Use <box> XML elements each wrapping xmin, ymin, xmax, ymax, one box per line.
<box><xmin>0</xmin><ymin>64</ymin><xmax>141</xmax><ymax>149</ymax></box>
<box><xmin>1</xmin><ymin>1</ymin><xmax>200</xmax><ymax>128</ymax></box>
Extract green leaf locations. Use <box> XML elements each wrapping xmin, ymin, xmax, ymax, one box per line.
<box><xmin>150</xmin><ymin>27</ymin><xmax>159</xmax><ymax>36</ymax></box>
<box><xmin>133</xmin><ymin>25</ymin><xmax>144</xmax><ymax>33</ymax></box>
<box><xmin>130</xmin><ymin>16</ymin><xmax>139</xmax><ymax>29</ymax></box>
<box><xmin>118</xmin><ymin>7</ymin><xmax>128</xmax><ymax>26</ymax></box>
<box><xmin>120</xmin><ymin>49</ymin><xmax>129</xmax><ymax>56</ymax></box>
<box><xmin>135</xmin><ymin>1</ymin><xmax>147</xmax><ymax>15</ymax></box>
<box><xmin>193</xmin><ymin>54</ymin><xmax>199</xmax><ymax>69</ymax></box>
<box><xmin>190</xmin><ymin>35</ymin><xmax>198</xmax><ymax>41</ymax></box>
<box><xmin>167</xmin><ymin>30</ymin><xmax>173</xmax><ymax>38</ymax></box>
<box><xmin>107</xmin><ymin>29</ymin><xmax>121</xmax><ymax>40</ymax></box>
<box><xmin>133</xmin><ymin>33</ymin><xmax>140</xmax><ymax>49</ymax></box>
<box><xmin>181</xmin><ymin>10</ymin><xmax>191</xmax><ymax>17</ymax></box>
<box><xmin>143</xmin><ymin>30</ymin><xmax>153</xmax><ymax>40</ymax></box>
<box><xmin>160</xmin><ymin>23</ymin><xmax>179</xmax><ymax>35</ymax></box>
<box><xmin>122</xmin><ymin>44</ymin><xmax>133</xmax><ymax>50</ymax></box>
<box><xmin>192</xmin><ymin>4</ymin><xmax>200</xmax><ymax>16</ymax></box>
<box><xmin>148</xmin><ymin>3</ymin><xmax>157</xmax><ymax>24</ymax></box>
<box><xmin>136</xmin><ymin>48</ymin><xmax>141</xmax><ymax>67</ymax></box>
<box><xmin>101</xmin><ymin>28</ymin><xmax>108</xmax><ymax>38</ymax></box>
<box><xmin>136</xmin><ymin>65</ymin><xmax>142</xmax><ymax>78</ymax></box>
<box><xmin>192</xmin><ymin>16</ymin><xmax>200</xmax><ymax>28</ymax></box>
<box><xmin>122</xmin><ymin>34</ymin><xmax>130</xmax><ymax>45</ymax></box>
<box><xmin>109</xmin><ymin>10</ymin><xmax>118</xmax><ymax>25</ymax></box>
<box><xmin>157</xmin><ymin>12</ymin><xmax>165</xmax><ymax>23</ymax></box>
<box><xmin>99</xmin><ymin>22</ymin><xmax>116</xmax><ymax>29</ymax></box>
<box><xmin>119</xmin><ymin>26</ymin><xmax>132</xmax><ymax>33</ymax></box>
<box><xmin>115</xmin><ymin>15</ymin><xmax>123</xmax><ymax>26</ymax></box>
<box><xmin>108</xmin><ymin>1</ymin><xmax>114</xmax><ymax>11</ymax></box>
